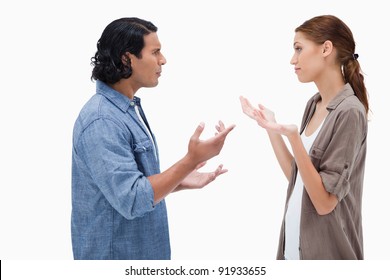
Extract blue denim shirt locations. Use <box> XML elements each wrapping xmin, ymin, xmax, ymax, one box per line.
<box><xmin>71</xmin><ymin>80</ymin><xmax>170</xmax><ymax>259</ymax></box>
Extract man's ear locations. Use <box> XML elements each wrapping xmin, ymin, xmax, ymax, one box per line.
<box><xmin>322</xmin><ymin>40</ymin><xmax>334</xmax><ymax>58</ymax></box>
<box><xmin>122</xmin><ymin>52</ymin><xmax>131</xmax><ymax>65</ymax></box>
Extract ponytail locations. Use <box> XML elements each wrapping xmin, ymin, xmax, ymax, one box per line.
<box><xmin>343</xmin><ymin>57</ymin><xmax>369</xmax><ymax>114</ymax></box>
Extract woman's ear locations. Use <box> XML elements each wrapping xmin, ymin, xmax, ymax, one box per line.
<box><xmin>322</xmin><ymin>40</ymin><xmax>334</xmax><ymax>57</ymax></box>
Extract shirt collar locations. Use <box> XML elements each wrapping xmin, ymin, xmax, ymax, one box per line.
<box><xmin>311</xmin><ymin>83</ymin><xmax>355</xmax><ymax>112</ymax></box>
<box><xmin>95</xmin><ymin>80</ymin><xmax>141</xmax><ymax>112</ymax></box>
<box><xmin>326</xmin><ymin>83</ymin><xmax>354</xmax><ymax>111</ymax></box>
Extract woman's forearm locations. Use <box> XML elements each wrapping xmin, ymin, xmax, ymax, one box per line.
<box><xmin>267</xmin><ymin>131</ymin><xmax>294</xmax><ymax>180</ymax></box>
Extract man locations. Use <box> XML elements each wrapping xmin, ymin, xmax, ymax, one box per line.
<box><xmin>71</xmin><ymin>17</ymin><xmax>235</xmax><ymax>260</ymax></box>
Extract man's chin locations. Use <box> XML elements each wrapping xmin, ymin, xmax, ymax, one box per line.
<box><xmin>145</xmin><ymin>81</ymin><xmax>159</xmax><ymax>88</ymax></box>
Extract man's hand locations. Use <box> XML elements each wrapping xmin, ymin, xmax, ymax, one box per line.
<box><xmin>175</xmin><ymin>162</ymin><xmax>227</xmax><ymax>191</ymax></box>
<box><xmin>149</xmin><ymin>120</ymin><xmax>234</xmax><ymax>204</ymax></box>
<box><xmin>186</xmin><ymin>120</ymin><xmax>235</xmax><ymax>165</ymax></box>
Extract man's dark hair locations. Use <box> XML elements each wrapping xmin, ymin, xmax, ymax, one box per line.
<box><xmin>91</xmin><ymin>17</ymin><xmax>158</xmax><ymax>84</ymax></box>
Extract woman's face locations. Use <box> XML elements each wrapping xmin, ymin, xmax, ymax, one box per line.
<box><xmin>290</xmin><ymin>32</ymin><xmax>326</xmax><ymax>83</ymax></box>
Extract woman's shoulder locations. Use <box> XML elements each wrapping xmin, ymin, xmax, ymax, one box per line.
<box><xmin>329</xmin><ymin>84</ymin><xmax>365</xmax><ymax>115</ymax></box>
<box><xmin>336</xmin><ymin>94</ymin><xmax>366</xmax><ymax>116</ymax></box>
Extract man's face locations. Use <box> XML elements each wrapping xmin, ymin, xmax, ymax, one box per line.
<box><xmin>129</xmin><ymin>32</ymin><xmax>167</xmax><ymax>89</ymax></box>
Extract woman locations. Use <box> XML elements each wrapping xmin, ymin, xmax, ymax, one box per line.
<box><xmin>240</xmin><ymin>15</ymin><xmax>369</xmax><ymax>259</ymax></box>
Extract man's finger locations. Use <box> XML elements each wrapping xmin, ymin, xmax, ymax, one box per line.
<box><xmin>218</xmin><ymin>120</ymin><xmax>226</xmax><ymax>130</ymax></box>
<box><xmin>191</xmin><ymin>122</ymin><xmax>205</xmax><ymax>140</ymax></box>
<box><xmin>216</xmin><ymin>124</ymin><xmax>236</xmax><ymax>138</ymax></box>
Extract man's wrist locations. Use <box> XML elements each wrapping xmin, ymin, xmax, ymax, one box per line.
<box><xmin>181</xmin><ymin>154</ymin><xmax>198</xmax><ymax>172</ymax></box>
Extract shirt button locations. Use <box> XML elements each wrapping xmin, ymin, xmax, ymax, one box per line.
<box><xmin>130</xmin><ymin>102</ymin><xmax>135</xmax><ymax>106</ymax></box>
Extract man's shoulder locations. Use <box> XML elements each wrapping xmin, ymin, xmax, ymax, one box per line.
<box><xmin>72</xmin><ymin>94</ymin><xmax>131</xmax><ymax>144</ymax></box>
<box><xmin>78</xmin><ymin>93</ymin><xmax>126</xmax><ymax>123</ymax></box>
<box><xmin>77</xmin><ymin>94</ymin><xmax>103</xmax><ymax>123</ymax></box>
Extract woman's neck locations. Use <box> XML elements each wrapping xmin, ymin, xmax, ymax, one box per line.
<box><xmin>314</xmin><ymin>69</ymin><xmax>345</xmax><ymax>106</ymax></box>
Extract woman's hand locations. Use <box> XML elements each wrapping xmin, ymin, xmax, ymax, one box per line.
<box><xmin>240</xmin><ymin>96</ymin><xmax>298</xmax><ymax>137</ymax></box>
<box><xmin>239</xmin><ymin>96</ymin><xmax>276</xmax><ymax>123</ymax></box>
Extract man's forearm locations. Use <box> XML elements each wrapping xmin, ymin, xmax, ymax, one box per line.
<box><xmin>148</xmin><ymin>154</ymin><xmax>197</xmax><ymax>204</ymax></box>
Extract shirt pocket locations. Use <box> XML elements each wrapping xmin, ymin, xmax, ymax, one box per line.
<box><xmin>133</xmin><ymin>138</ymin><xmax>154</xmax><ymax>153</ymax></box>
<box><xmin>132</xmin><ymin>138</ymin><xmax>157</xmax><ymax>175</ymax></box>
<box><xmin>309</xmin><ymin>145</ymin><xmax>325</xmax><ymax>170</ymax></box>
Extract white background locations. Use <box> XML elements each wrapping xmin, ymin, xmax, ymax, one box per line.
<box><xmin>0</xmin><ymin>0</ymin><xmax>388</xmax><ymax>262</ymax></box>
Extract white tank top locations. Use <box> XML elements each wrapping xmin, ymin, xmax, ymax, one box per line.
<box><xmin>284</xmin><ymin>120</ymin><xmax>324</xmax><ymax>260</ymax></box>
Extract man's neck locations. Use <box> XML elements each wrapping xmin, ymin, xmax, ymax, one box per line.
<box><xmin>109</xmin><ymin>79</ymin><xmax>137</xmax><ymax>99</ymax></box>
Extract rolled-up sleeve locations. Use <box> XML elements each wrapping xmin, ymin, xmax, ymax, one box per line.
<box><xmin>318</xmin><ymin>107</ymin><xmax>366</xmax><ymax>201</ymax></box>
<box><xmin>75</xmin><ymin>117</ymin><xmax>155</xmax><ymax>220</ymax></box>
